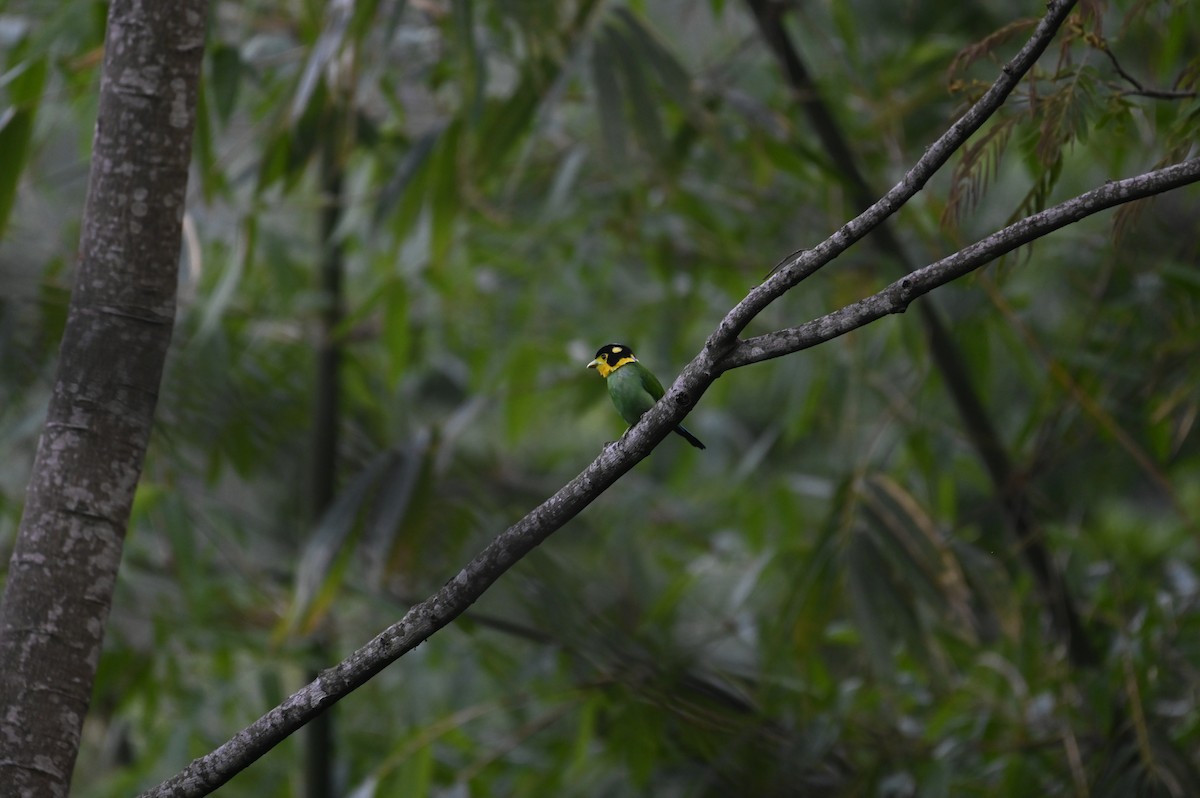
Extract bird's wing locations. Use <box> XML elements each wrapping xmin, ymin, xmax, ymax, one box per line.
<box><xmin>636</xmin><ymin>362</ymin><xmax>666</xmax><ymax>401</ymax></box>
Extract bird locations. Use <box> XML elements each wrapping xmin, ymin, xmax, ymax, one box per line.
<box><xmin>587</xmin><ymin>343</ymin><xmax>705</xmax><ymax>450</ymax></box>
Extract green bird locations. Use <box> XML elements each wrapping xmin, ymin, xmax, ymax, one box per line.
<box><xmin>587</xmin><ymin>343</ymin><xmax>705</xmax><ymax>450</ymax></box>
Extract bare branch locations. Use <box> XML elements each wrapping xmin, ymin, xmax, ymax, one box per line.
<box><xmin>139</xmin><ymin>3</ymin><xmax>1164</xmax><ymax>794</ymax></box>
<box><xmin>145</xmin><ymin>159</ymin><xmax>1200</xmax><ymax>798</ymax></box>
<box><xmin>708</xmin><ymin>0</ymin><xmax>1080</xmax><ymax>350</ymax></box>
<box><xmin>744</xmin><ymin>0</ymin><xmax>1096</xmax><ymax>665</ymax></box>
<box><xmin>719</xmin><ymin>159</ymin><xmax>1200</xmax><ymax>371</ymax></box>
<box><xmin>1098</xmin><ymin>41</ymin><xmax>1198</xmax><ymax>100</ymax></box>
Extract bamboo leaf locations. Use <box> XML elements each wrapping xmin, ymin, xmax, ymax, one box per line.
<box><xmin>192</xmin><ymin>79</ymin><xmax>219</xmax><ymax>202</ymax></box>
<box><xmin>472</xmin><ymin>63</ymin><xmax>544</xmax><ymax>178</ymax></box>
<box><xmin>0</xmin><ymin>107</ymin><xmax>34</xmax><ymax>238</ymax></box>
<box><xmin>0</xmin><ymin>54</ymin><xmax>44</xmax><ymax>237</ymax></box>
<box><xmin>590</xmin><ymin>33</ymin><xmax>627</xmax><ymax>160</ymax></box>
<box><xmin>612</xmin><ymin>8</ymin><xmax>691</xmax><ymax>104</ymax></box>
<box><xmin>606</xmin><ymin>22</ymin><xmax>666</xmax><ymax>157</ymax></box>
<box><xmin>375</xmin><ymin>127</ymin><xmax>440</xmax><ymax>231</ymax></box>
<box><xmin>428</xmin><ymin>119</ymin><xmax>462</xmax><ymax>264</ymax></box>
<box><xmin>290</xmin><ymin>0</ymin><xmax>353</xmax><ymax>123</ymax></box>
<box><xmin>278</xmin><ymin>452</ymin><xmax>395</xmax><ymax>640</ymax></box>
<box><xmin>209</xmin><ymin>43</ymin><xmax>241</xmax><ymax>123</ymax></box>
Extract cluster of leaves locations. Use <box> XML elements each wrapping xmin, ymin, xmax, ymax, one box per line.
<box><xmin>942</xmin><ymin>0</ymin><xmax>1200</xmax><ymax>230</ymax></box>
<box><xmin>1</xmin><ymin>0</ymin><xmax>1199</xmax><ymax>795</ymax></box>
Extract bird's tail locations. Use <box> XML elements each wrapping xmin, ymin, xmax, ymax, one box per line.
<box><xmin>673</xmin><ymin>424</ymin><xmax>706</xmax><ymax>450</ymax></box>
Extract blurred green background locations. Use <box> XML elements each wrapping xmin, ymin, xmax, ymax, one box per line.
<box><xmin>2</xmin><ymin>0</ymin><xmax>1199</xmax><ymax>795</ymax></box>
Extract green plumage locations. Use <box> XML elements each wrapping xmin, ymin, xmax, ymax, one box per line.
<box><xmin>588</xmin><ymin>344</ymin><xmax>706</xmax><ymax>450</ymax></box>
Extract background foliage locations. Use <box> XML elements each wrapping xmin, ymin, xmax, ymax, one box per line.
<box><xmin>2</xmin><ymin>0</ymin><xmax>1199</xmax><ymax>795</ymax></box>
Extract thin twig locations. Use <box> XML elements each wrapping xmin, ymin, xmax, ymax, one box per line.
<box><xmin>139</xmin><ymin>4</ymin><xmax>1146</xmax><ymax>795</ymax></box>
<box><xmin>719</xmin><ymin>159</ymin><xmax>1200</xmax><ymax>370</ymax></box>
<box><xmin>706</xmin><ymin>0</ymin><xmax>1081</xmax><ymax>352</ymax></box>
<box><xmin>743</xmin><ymin>0</ymin><xmax>1096</xmax><ymax>665</ymax></box>
<box><xmin>1099</xmin><ymin>42</ymin><xmax>1197</xmax><ymax>100</ymax></box>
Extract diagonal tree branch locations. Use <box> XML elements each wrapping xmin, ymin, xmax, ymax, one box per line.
<box><xmin>741</xmin><ymin>0</ymin><xmax>1096</xmax><ymax>662</ymax></box>
<box><xmin>140</xmin><ymin>3</ymin><xmax>1189</xmax><ymax>794</ymax></box>
<box><xmin>718</xmin><ymin>160</ymin><xmax>1200</xmax><ymax>369</ymax></box>
<box><xmin>708</xmin><ymin>0</ymin><xmax>1079</xmax><ymax>351</ymax></box>
<box><xmin>143</xmin><ymin>157</ymin><xmax>1200</xmax><ymax>798</ymax></box>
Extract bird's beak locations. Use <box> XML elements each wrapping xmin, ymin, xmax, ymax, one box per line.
<box><xmin>586</xmin><ymin>358</ymin><xmax>599</xmax><ymax>369</ymax></box>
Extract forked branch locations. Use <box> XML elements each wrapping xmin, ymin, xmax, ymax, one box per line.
<box><xmin>718</xmin><ymin>159</ymin><xmax>1200</xmax><ymax>370</ymax></box>
<box><xmin>138</xmin><ymin>2</ymin><xmax>1200</xmax><ymax>795</ymax></box>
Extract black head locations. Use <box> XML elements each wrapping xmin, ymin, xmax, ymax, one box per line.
<box><xmin>587</xmin><ymin>343</ymin><xmax>638</xmax><ymax>377</ymax></box>
<box><xmin>593</xmin><ymin>343</ymin><xmax>635</xmax><ymax>362</ymax></box>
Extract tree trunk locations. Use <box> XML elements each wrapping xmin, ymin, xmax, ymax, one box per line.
<box><xmin>0</xmin><ymin>1</ymin><xmax>207</xmax><ymax>794</ymax></box>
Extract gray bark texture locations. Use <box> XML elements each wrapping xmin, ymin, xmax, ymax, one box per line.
<box><xmin>0</xmin><ymin>1</ymin><xmax>207</xmax><ymax>795</ymax></box>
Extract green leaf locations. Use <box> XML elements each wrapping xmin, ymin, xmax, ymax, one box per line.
<box><xmin>376</xmin><ymin>129</ymin><xmax>439</xmax><ymax>232</ymax></box>
<box><xmin>472</xmin><ymin>62</ymin><xmax>545</xmax><ymax>178</ymax></box>
<box><xmin>612</xmin><ymin>8</ymin><xmax>691</xmax><ymax>104</ymax></box>
<box><xmin>392</xmin><ymin>742</ymin><xmax>433</xmax><ymax>797</ymax></box>
<box><xmin>590</xmin><ymin>33</ymin><xmax>627</xmax><ymax>160</ymax></box>
<box><xmin>453</xmin><ymin>0</ymin><xmax>484</xmax><ymax>120</ymax></box>
<box><xmin>428</xmin><ymin>119</ymin><xmax>461</xmax><ymax>265</ymax></box>
<box><xmin>348</xmin><ymin>0</ymin><xmax>385</xmax><ymax>41</ymax></box>
<box><xmin>0</xmin><ymin>107</ymin><xmax>34</xmax><ymax>238</ymax></box>
<box><xmin>290</xmin><ymin>0</ymin><xmax>352</xmax><ymax>123</ymax></box>
<box><xmin>256</xmin><ymin>85</ymin><xmax>325</xmax><ymax>193</ymax></box>
<box><xmin>192</xmin><ymin>79</ymin><xmax>224</xmax><ymax>201</ymax></box>
<box><xmin>278</xmin><ymin>452</ymin><xmax>395</xmax><ymax>640</ymax></box>
<box><xmin>606</xmin><ymin>23</ymin><xmax>666</xmax><ymax>156</ymax></box>
<box><xmin>209</xmin><ymin>43</ymin><xmax>241</xmax><ymax>123</ymax></box>
<box><xmin>381</xmin><ymin>277</ymin><xmax>412</xmax><ymax>388</ymax></box>
<box><xmin>0</xmin><ymin>54</ymin><xmax>45</xmax><ymax>238</ymax></box>
<box><xmin>3</xmin><ymin>56</ymin><xmax>47</xmax><ymax>105</ymax></box>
